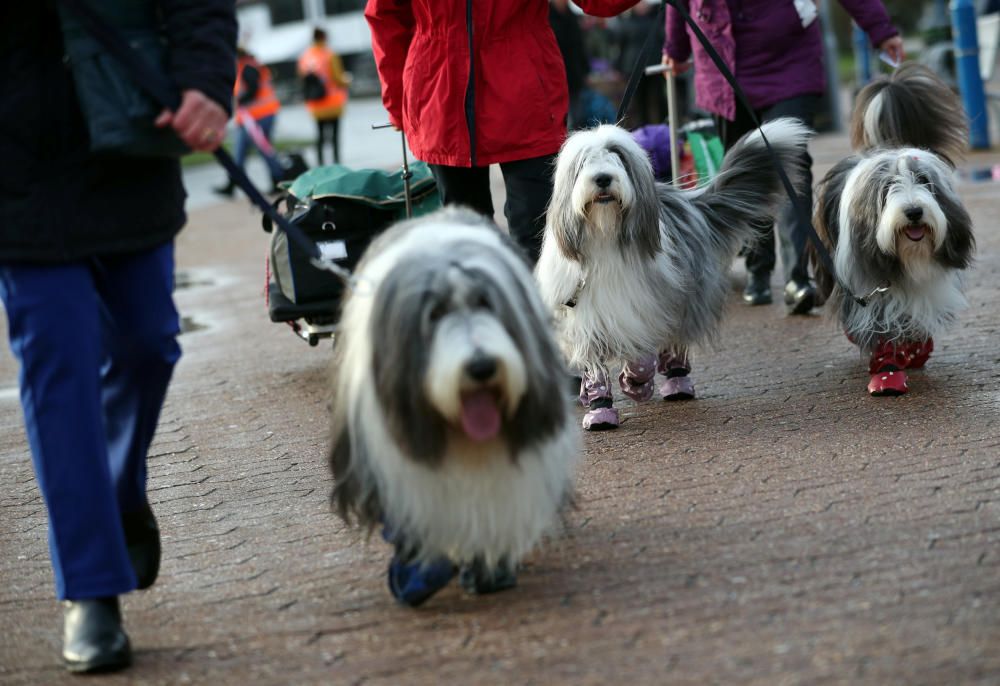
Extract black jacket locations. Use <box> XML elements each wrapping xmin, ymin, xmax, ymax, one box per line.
<box><xmin>0</xmin><ymin>0</ymin><xmax>236</xmax><ymax>262</ymax></box>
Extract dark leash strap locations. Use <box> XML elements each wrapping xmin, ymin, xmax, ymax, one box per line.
<box><xmin>616</xmin><ymin>2</ymin><xmax>667</xmax><ymax>123</ymax></box>
<box><xmin>57</xmin><ymin>0</ymin><xmax>353</xmax><ymax>283</ymax></box>
<box><xmin>621</xmin><ymin>0</ymin><xmax>873</xmax><ymax>306</ymax></box>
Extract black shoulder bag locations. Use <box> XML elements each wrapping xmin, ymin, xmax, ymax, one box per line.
<box><xmin>57</xmin><ymin>0</ymin><xmax>189</xmax><ymax>157</ymax></box>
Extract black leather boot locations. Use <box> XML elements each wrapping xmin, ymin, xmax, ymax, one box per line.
<box><xmin>784</xmin><ymin>278</ymin><xmax>817</xmax><ymax>315</ymax></box>
<box><xmin>62</xmin><ymin>597</ymin><xmax>131</xmax><ymax>673</ymax></box>
<box><xmin>742</xmin><ymin>271</ymin><xmax>773</xmax><ymax>306</ymax></box>
<box><xmin>122</xmin><ymin>505</ymin><xmax>160</xmax><ymax>590</ymax></box>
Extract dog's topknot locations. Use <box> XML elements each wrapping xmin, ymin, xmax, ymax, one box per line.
<box><xmin>850</xmin><ymin>62</ymin><xmax>968</xmax><ymax>166</ymax></box>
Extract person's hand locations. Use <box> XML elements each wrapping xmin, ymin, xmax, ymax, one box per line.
<box><xmin>878</xmin><ymin>35</ymin><xmax>905</xmax><ymax>66</ymax></box>
<box><xmin>155</xmin><ymin>89</ymin><xmax>229</xmax><ymax>152</ymax></box>
<box><xmin>661</xmin><ymin>54</ymin><xmax>691</xmax><ymax>76</ymax></box>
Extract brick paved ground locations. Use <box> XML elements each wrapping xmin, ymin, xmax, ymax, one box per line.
<box><xmin>0</xmin><ymin>132</ymin><xmax>998</xmax><ymax>685</ymax></box>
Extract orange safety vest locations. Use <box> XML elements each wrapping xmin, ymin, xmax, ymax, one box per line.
<box><xmin>234</xmin><ymin>56</ymin><xmax>280</xmax><ymax>124</ymax></box>
<box><xmin>297</xmin><ymin>44</ymin><xmax>348</xmax><ymax>119</ymax></box>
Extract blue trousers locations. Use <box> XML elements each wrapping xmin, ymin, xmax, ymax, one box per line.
<box><xmin>234</xmin><ymin>114</ymin><xmax>284</xmax><ymax>184</ymax></box>
<box><xmin>0</xmin><ymin>243</ymin><xmax>181</xmax><ymax>600</ymax></box>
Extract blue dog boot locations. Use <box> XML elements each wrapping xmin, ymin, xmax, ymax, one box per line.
<box><xmin>382</xmin><ymin>524</ymin><xmax>456</xmax><ymax>607</ymax></box>
<box><xmin>387</xmin><ymin>555</ymin><xmax>457</xmax><ymax>607</ymax></box>
<box><xmin>459</xmin><ymin>556</ymin><xmax>518</xmax><ymax>595</ymax></box>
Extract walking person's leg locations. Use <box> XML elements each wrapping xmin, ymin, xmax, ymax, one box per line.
<box><xmin>94</xmin><ymin>243</ymin><xmax>182</xmax><ymax>591</ymax></box>
<box><xmin>498</xmin><ymin>154</ymin><xmax>556</xmax><ymax>265</ymax></box>
<box><xmin>331</xmin><ymin>117</ymin><xmax>341</xmax><ymax>164</ymax></box>
<box><xmin>428</xmin><ymin>165</ymin><xmax>495</xmax><ymax>219</ymax></box>
<box><xmin>761</xmin><ymin>95</ymin><xmax>820</xmax><ymax>314</ymax></box>
<box><xmin>0</xmin><ymin>261</ymin><xmax>137</xmax><ymax>673</ymax></box>
<box><xmin>253</xmin><ymin>115</ymin><xmax>286</xmax><ymax>188</ymax></box>
<box><xmin>213</xmin><ymin>123</ymin><xmax>248</xmax><ymax>197</ymax></box>
<box><xmin>715</xmin><ymin>107</ymin><xmax>777</xmax><ymax>305</ymax></box>
<box><xmin>315</xmin><ymin>117</ymin><xmax>326</xmax><ymax>165</ymax></box>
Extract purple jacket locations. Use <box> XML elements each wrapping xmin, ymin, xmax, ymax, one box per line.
<box><xmin>664</xmin><ymin>0</ymin><xmax>898</xmax><ymax>120</ymax></box>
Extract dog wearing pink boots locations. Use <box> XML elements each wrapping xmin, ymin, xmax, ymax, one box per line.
<box><xmin>536</xmin><ymin>119</ymin><xmax>810</xmax><ymax>429</ymax></box>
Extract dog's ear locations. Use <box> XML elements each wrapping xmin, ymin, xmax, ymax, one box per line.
<box><xmin>548</xmin><ymin>155</ymin><xmax>586</xmax><ymax>262</ymax></box>
<box><xmin>371</xmin><ymin>275</ymin><xmax>449</xmax><ymax>465</ymax></box>
<box><xmin>812</xmin><ymin>157</ymin><xmax>855</xmax><ymax>300</ymax></box>
<box><xmin>619</xmin><ymin>143</ymin><xmax>660</xmax><ymax>259</ymax></box>
<box><xmin>329</xmin><ymin>355</ymin><xmax>383</xmax><ymax>527</ymax></box>
<box><xmin>329</xmin><ymin>420</ymin><xmax>382</xmax><ymax>527</ymax></box>
<box><xmin>496</xmin><ymin>274</ymin><xmax>569</xmax><ymax>454</ymax></box>
<box><xmin>935</xmin><ymin>186</ymin><xmax>975</xmax><ymax>269</ymax></box>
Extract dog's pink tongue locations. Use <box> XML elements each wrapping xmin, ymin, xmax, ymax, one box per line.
<box><xmin>460</xmin><ymin>390</ymin><xmax>502</xmax><ymax>442</ymax></box>
<box><xmin>906</xmin><ymin>225</ymin><xmax>926</xmax><ymax>241</ymax></box>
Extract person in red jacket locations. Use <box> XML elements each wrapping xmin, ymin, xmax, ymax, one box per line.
<box><xmin>365</xmin><ymin>0</ymin><xmax>641</xmax><ymax>264</ymax></box>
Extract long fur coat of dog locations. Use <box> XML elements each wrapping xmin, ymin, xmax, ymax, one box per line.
<box><xmin>329</xmin><ymin>208</ymin><xmax>578</xmax><ymax>603</ymax></box>
<box><xmin>535</xmin><ymin>118</ymin><xmax>811</xmax><ymax>381</ymax></box>
<box><xmin>812</xmin><ymin>64</ymin><xmax>975</xmax><ymax>395</ymax></box>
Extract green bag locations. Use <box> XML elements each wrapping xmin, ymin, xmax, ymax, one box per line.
<box><xmin>685</xmin><ymin>127</ymin><xmax>725</xmax><ymax>188</ymax></box>
<box><xmin>268</xmin><ymin>162</ymin><xmax>442</xmax><ymax>306</ymax></box>
<box><xmin>58</xmin><ymin>1</ymin><xmax>189</xmax><ymax>158</ymax></box>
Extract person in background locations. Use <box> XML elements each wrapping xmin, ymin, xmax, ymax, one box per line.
<box><xmin>550</xmin><ymin>0</ymin><xmax>592</xmax><ymax>131</ymax></box>
<box><xmin>663</xmin><ymin>0</ymin><xmax>904</xmax><ymax>314</ymax></box>
<box><xmin>0</xmin><ymin>0</ymin><xmax>235</xmax><ymax>673</ymax></box>
<box><xmin>365</xmin><ymin>0</ymin><xmax>641</xmax><ymax>266</ymax></box>
<box><xmin>215</xmin><ymin>46</ymin><xmax>285</xmax><ymax>197</ymax></box>
<box><xmin>298</xmin><ymin>27</ymin><xmax>350</xmax><ymax>165</ymax></box>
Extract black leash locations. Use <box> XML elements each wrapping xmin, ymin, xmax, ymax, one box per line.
<box><xmin>616</xmin><ymin>2</ymin><xmax>667</xmax><ymax>123</ymax></box>
<box><xmin>57</xmin><ymin>0</ymin><xmax>353</xmax><ymax>283</ymax></box>
<box><xmin>619</xmin><ymin>0</ymin><xmax>874</xmax><ymax>306</ymax></box>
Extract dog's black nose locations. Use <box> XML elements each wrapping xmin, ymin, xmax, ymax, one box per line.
<box><xmin>465</xmin><ymin>356</ymin><xmax>498</xmax><ymax>382</ymax></box>
<box><xmin>594</xmin><ymin>173</ymin><xmax>612</xmax><ymax>189</ymax></box>
<box><xmin>904</xmin><ymin>206</ymin><xmax>924</xmax><ymax>222</ymax></box>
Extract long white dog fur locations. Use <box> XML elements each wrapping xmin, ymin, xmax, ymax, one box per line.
<box><xmin>536</xmin><ymin>118</ymin><xmax>811</xmax><ymax>377</ymax></box>
<box><xmin>329</xmin><ymin>208</ymin><xmax>578</xmax><ymax>570</ymax></box>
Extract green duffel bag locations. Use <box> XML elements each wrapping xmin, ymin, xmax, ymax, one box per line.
<box><xmin>265</xmin><ymin>161</ymin><xmax>441</xmax><ymax>313</ymax></box>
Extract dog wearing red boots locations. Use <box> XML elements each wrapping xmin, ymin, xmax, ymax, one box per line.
<box><xmin>813</xmin><ymin>64</ymin><xmax>974</xmax><ymax>396</ymax></box>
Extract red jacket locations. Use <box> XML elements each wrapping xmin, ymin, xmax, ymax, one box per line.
<box><xmin>365</xmin><ymin>0</ymin><xmax>638</xmax><ymax>167</ymax></box>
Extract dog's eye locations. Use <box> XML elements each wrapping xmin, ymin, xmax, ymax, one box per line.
<box><xmin>428</xmin><ymin>301</ymin><xmax>448</xmax><ymax>323</ymax></box>
<box><xmin>474</xmin><ymin>292</ymin><xmax>492</xmax><ymax>312</ymax></box>
<box><xmin>914</xmin><ymin>171</ymin><xmax>930</xmax><ymax>185</ymax></box>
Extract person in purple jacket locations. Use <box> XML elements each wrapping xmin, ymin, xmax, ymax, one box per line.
<box><xmin>663</xmin><ymin>0</ymin><xmax>903</xmax><ymax>313</ymax></box>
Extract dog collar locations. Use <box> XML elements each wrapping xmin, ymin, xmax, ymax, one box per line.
<box><xmin>564</xmin><ymin>275</ymin><xmax>587</xmax><ymax>309</ymax></box>
<box><xmin>854</xmin><ymin>281</ymin><xmax>891</xmax><ymax>307</ymax></box>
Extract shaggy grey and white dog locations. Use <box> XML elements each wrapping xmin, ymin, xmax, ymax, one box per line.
<box><xmin>813</xmin><ymin>63</ymin><xmax>975</xmax><ymax>396</ymax></box>
<box><xmin>536</xmin><ymin>118</ymin><xmax>810</xmax><ymax>428</ymax></box>
<box><xmin>329</xmin><ymin>207</ymin><xmax>578</xmax><ymax>604</ymax></box>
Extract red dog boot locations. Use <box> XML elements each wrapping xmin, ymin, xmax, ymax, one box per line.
<box><xmin>904</xmin><ymin>337</ymin><xmax>934</xmax><ymax>369</ymax></box>
<box><xmin>867</xmin><ymin>369</ymin><xmax>909</xmax><ymax>396</ymax></box>
<box><xmin>867</xmin><ymin>339</ymin><xmax>910</xmax><ymax>396</ymax></box>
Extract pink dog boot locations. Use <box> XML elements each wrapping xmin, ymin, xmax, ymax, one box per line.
<box><xmin>618</xmin><ymin>353</ymin><xmax>656</xmax><ymax>402</ymax></box>
<box><xmin>579</xmin><ymin>369</ymin><xmax>620</xmax><ymax>430</ymax></box>
<box><xmin>579</xmin><ymin>369</ymin><xmax>612</xmax><ymax>407</ymax></box>
<box><xmin>657</xmin><ymin>349</ymin><xmax>695</xmax><ymax>401</ymax></box>
<box><xmin>660</xmin><ymin>375</ymin><xmax>696</xmax><ymax>400</ymax></box>
<box><xmin>582</xmin><ymin>404</ymin><xmax>620</xmax><ymax>431</ymax></box>
<box><xmin>868</xmin><ymin>369</ymin><xmax>909</xmax><ymax>396</ymax></box>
